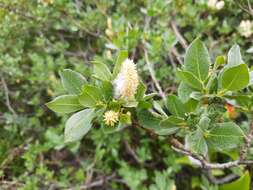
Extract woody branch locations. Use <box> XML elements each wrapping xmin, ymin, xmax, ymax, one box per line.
<box><xmin>170</xmin><ymin>121</ymin><xmax>253</xmax><ymax>169</ymax></box>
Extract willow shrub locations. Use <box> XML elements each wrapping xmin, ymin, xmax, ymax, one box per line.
<box><xmin>47</xmin><ymin>38</ymin><xmax>253</xmax><ymax>174</ymax></box>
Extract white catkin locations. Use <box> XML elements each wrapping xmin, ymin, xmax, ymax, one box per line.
<box><xmin>113</xmin><ymin>58</ymin><xmax>139</xmax><ymax>99</ymax></box>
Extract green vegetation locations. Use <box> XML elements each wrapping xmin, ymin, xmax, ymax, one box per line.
<box><xmin>1</xmin><ymin>0</ymin><xmax>253</xmax><ymax>190</ymax></box>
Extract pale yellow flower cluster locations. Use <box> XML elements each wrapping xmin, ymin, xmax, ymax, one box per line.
<box><xmin>105</xmin><ymin>17</ymin><xmax>114</xmax><ymax>38</ymax></box>
<box><xmin>239</xmin><ymin>20</ymin><xmax>252</xmax><ymax>38</ymax></box>
<box><xmin>38</xmin><ymin>0</ymin><xmax>54</xmax><ymax>6</ymax></box>
<box><xmin>208</xmin><ymin>0</ymin><xmax>225</xmax><ymax>10</ymax></box>
<box><xmin>113</xmin><ymin>59</ymin><xmax>139</xmax><ymax>99</ymax></box>
<box><xmin>103</xmin><ymin>110</ymin><xmax>119</xmax><ymax>126</ymax></box>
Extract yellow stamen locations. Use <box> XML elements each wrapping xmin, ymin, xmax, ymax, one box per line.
<box><xmin>103</xmin><ymin>110</ymin><xmax>119</xmax><ymax>126</ymax></box>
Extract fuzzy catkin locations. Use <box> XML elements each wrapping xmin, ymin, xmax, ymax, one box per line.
<box><xmin>113</xmin><ymin>59</ymin><xmax>139</xmax><ymax>99</ymax></box>
<box><xmin>103</xmin><ymin>110</ymin><xmax>119</xmax><ymax>126</ymax></box>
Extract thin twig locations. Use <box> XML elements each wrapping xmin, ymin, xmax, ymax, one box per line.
<box><xmin>171</xmin><ymin>47</ymin><xmax>183</xmax><ymax>65</ymax></box>
<box><xmin>123</xmin><ymin>140</ymin><xmax>141</xmax><ymax>164</ymax></box>
<box><xmin>168</xmin><ymin>52</ymin><xmax>177</xmax><ymax>68</ymax></box>
<box><xmin>144</xmin><ymin>49</ymin><xmax>166</xmax><ymax>102</ymax></box>
<box><xmin>66</xmin><ymin>173</ymin><xmax>116</xmax><ymax>190</ymax></box>
<box><xmin>143</xmin><ymin>15</ymin><xmax>166</xmax><ymax>102</ymax></box>
<box><xmin>240</xmin><ymin>122</ymin><xmax>253</xmax><ymax>160</ymax></box>
<box><xmin>170</xmin><ymin>137</ymin><xmax>253</xmax><ymax>169</ymax></box>
<box><xmin>235</xmin><ymin>1</ymin><xmax>253</xmax><ymax>16</ymax></box>
<box><xmin>171</xmin><ymin>21</ymin><xmax>188</xmax><ymax>49</ymax></box>
<box><xmin>1</xmin><ymin>77</ymin><xmax>17</xmax><ymax>117</ymax></box>
<box><xmin>206</xmin><ymin>171</ymin><xmax>239</xmax><ymax>185</ymax></box>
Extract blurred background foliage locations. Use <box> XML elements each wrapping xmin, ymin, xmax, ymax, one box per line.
<box><xmin>0</xmin><ymin>0</ymin><xmax>253</xmax><ymax>189</ymax></box>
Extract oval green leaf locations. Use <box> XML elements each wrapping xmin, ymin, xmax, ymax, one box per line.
<box><xmin>166</xmin><ymin>95</ymin><xmax>186</xmax><ymax>117</ymax></box>
<box><xmin>176</xmin><ymin>70</ymin><xmax>204</xmax><ymax>90</ymax></box>
<box><xmin>60</xmin><ymin>69</ymin><xmax>86</xmax><ymax>95</ymax></box>
<box><xmin>46</xmin><ymin>95</ymin><xmax>83</xmax><ymax>114</ymax></box>
<box><xmin>64</xmin><ymin>109</ymin><xmax>95</xmax><ymax>143</ymax></box>
<box><xmin>207</xmin><ymin>122</ymin><xmax>245</xmax><ymax>151</ymax></box>
<box><xmin>93</xmin><ymin>61</ymin><xmax>112</xmax><ymax>81</ymax></box>
<box><xmin>78</xmin><ymin>85</ymin><xmax>103</xmax><ymax>108</ymax></box>
<box><xmin>184</xmin><ymin>38</ymin><xmax>211</xmax><ymax>81</ymax></box>
<box><xmin>221</xmin><ymin>64</ymin><xmax>249</xmax><ymax>91</ymax></box>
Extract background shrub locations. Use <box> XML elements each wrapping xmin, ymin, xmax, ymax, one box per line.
<box><xmin>1</xmin><ymin>0</ymin><xmax>253</xmax><ymax>189</ymax></box>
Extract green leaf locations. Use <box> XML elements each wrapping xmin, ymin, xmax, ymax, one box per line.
<box><xmin>190</xmin><ymin>92</ymin><xmax>204</xmax><ymax>101</ymax></box>
<box><xmin>135</xmin><ymin>81</ymin><xmax>147</xmax><ymax>101</ymax></box>
<box><xmin>207</xmin><ymin>122</ymin><xmax>245</xmax><ymax>151</ymax></box>
<box><xmin>99</xmin><ymin>81</ymin><xmax>113</xmax><ymax>101</ymax></box>
<box><xmin>184</xmin><ymin>38</ymin><xmax>210</xmax><ymax>81</ymax></box>
<box><xmin>198</xmin><ymin>116</ymin><xmax>211</xmax><ymax>131</ymax></box>
<box><xmin>137</xmin><ymin>109</ymin><xmax>161</xmax><ymax>130</ymax></box>
<box><xmin>155</xmin><ymin>115</ymin><xmax>183</xmax><ymax>135</ymax></box>
<box><xmin>166</xmin><ymin>95</ymin><xmax>186</xmax><ymax>117</ymax></box>
<box><xmin>143</xmin><ymin>93</ymin><xmax>157</xmax><ymax>100</ymax></box>
<box><xmin>249</xmin><ymin>71</ymin><xmax>253</xmax><ymax>86</ymax></box>
<box><xmin>221</xmin><ymin>64</ymin><xmax>249</xmax><ymax>91</ymax></box>
<box><xmin>219</xmin><ymin>171</ymin><xmax>250</xmax><ymax>190</ymax></box>
<box><xmin>119</xmin><ymin>112</ymin><xmax>132</xmax><ymax>126</ymax></box>
<box><xmin>78</xmin><ymin>85</ymin><xmax>103</xmax><ymax>108</ymax></box>
<box><xmin>153</xmin><ymin>101</ymin><xmax>167</xmax><ymax>117</ymax></box>
<box><xmin>112</xmin><ymin>50</ymin><xmax>128</xmax><ymax>78</ymax></box>
<box><xmin>207</xmin><ymin>74</ymin><xmax>218</xmax><ymax>94</ymax></box>
<box><xmin>123</xmin><ymin>100</ymin><xmax>138</xmax><ymax>108</ymax></box>
<box><xmin>186</xmin><ymin>129</ymin><xmax>208</xmax><ymax>155</ymax></box>
<box><xmin>227</xmin><ymin>44</ymin><xmax>244</xmax><ymax>67</ymax></box>
<box><xmin>64</xmin><ymin>109</ymin><xmax>95</xmax><ymax>143</ymax></box>
<box><xmin>102</xmin><ymin>123</ymin><xmax>124</xmax><ymax>134</ymax></box>
<box><xmin>93</xmin><ymin>61</ymin><xmax>112</xmax><ymax>81</ymax></box>
<box><xmin>224</xmin><ymin>95</ymin><xmax>252</xmax><ymax>108</ymax></box>
<box><xmin>60</xmin><ymin>69</ymin><xmax>86</xmax><ymax>95</ymax></box>
<box><xmin>154</xmin><ymin>126</ymin><xmax>179</xmax><ymax>136</ymax></box>
<box><xmin>214</xmin><ymin>55</ymin><xmax>226</xmax><ymax>69</ymax></box>
<box><xmin>184</xmin><ymin>98</ymin><xmax>198</xmax><ymax>113</ymax></box>
<box><xmin>46</xmin><ymin>95</ymin><xmax>83</xmax><ymax>114</ymax></box>
<box><xmin>176</xmin><ymin>70</ymin><xmax>203</xmax><ymax>90</ymax></box>
<box><xmin>178</xmin><ymin>82</ymin><xmax>193</xmax><ymax>103</ymax></box>
<box><xmin>160</xmin><ymin>116</ymin><xmax>186</xmax><ymax>126</ymax></box>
